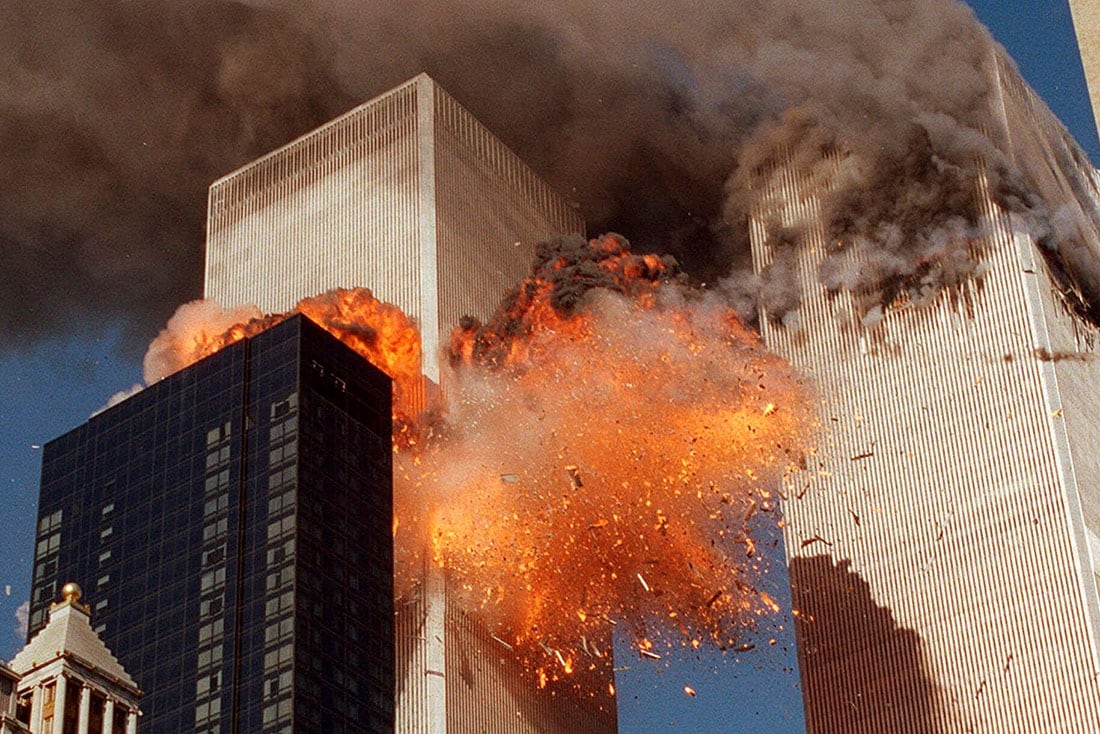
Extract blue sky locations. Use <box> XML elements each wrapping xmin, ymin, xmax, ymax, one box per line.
<box><xmin>0</xmin><ymin>2</ymin><xmax>1096</xmax><ymax>732</ymax></box>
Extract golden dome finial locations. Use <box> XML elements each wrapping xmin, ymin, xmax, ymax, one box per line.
<box><xmin>61</xmin><ymin>582</ymin><xmax>82</xmax><ymax>604</ymax></box>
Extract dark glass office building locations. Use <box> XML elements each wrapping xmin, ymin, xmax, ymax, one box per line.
<box><xmin>28</xmin><ymin>315</ymin><xmax>394</xmax><ymax>733</ymax></box>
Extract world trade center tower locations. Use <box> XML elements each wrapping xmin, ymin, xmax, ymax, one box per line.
<box><xmin>203</xmin><ymin>74</ymin><xmax>614</xmax><ymax>732</ymax></box>
<box><xmin>751</xmin><ymin>47</ymin><xmax>1100</xmax><ymax>731</ymax></box>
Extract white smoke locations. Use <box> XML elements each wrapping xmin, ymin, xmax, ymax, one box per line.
<box><xmin>143</xmin><ymin>300</ymin><xmax>262</xmax><ymax>384</ymax></box>
<box><xmin>13</xmin><ymin>601</ymin><xmax>29</xmax><ymax>642</ymax></box>
<box><xmin>93</xmin><ymin>383</ymin><xmax>146</xmax><ymax>417</ymax></box>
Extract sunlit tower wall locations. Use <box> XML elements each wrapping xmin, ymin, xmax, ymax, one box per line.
<box><xmin>204</xmin><ymin>73</ymin><xmax>584</xmax><ymax>385</ymax></box>
<box><xmin>751</xmin><ymin>49</ymin><xmax>1100</xmax><ymax>731</ymax></box>
<box><xmin>202</xmin><ymin>75</ymin><xmax>613</xmax><ymax>733</ymax></box>
<box><xmin>1071</xmin><ymin>0</ymin><xmax>1100</xmax><ymax>146</ymax></box>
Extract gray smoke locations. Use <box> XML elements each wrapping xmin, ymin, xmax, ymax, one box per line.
<box><xmin>2</xmin><ymin>0</ymin><xmax>1096</xmax><ymax>352</ymax></box>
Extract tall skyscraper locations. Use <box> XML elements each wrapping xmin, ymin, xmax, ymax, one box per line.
<box><xmin>202</xmin><ymin>75</ymin><xmax>615</xmax><ymax>732</ymax></box>
<box><xmin>28</xmin><ymin>316</ymin><xmax>395</xmax><ymax>733</ymax></box>
<box><xmin>204</xmin><ymin>73</ymin><xmax>584</xmax><ymax>384</ymax></box>
<box><xmin>751</xmin><ymin>48</ymin><xmax>1100</xmax><ymax>730</ymax></box>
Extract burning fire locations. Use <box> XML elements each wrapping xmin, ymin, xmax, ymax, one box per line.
<box><xmin>147</xmin><ymin>234</ymin><xmax>812</xmax><ymax>689</ymax></box>
<box><xmin>396</xmin><ymin>235</ymin><xmax>812</xmax><ymax>683</ymax></box>
<box><xmin>144</xmin><ymin>288</ymin><xmax>424</xmax><ymax>421</ymax></box>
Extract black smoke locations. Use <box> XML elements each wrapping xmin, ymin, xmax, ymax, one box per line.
<box><xmin>3</xmin><ymin>0</ymin><xmax>1097</xmax><ymax>353</ymax></box>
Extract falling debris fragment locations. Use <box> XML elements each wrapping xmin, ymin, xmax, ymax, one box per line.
<box><xmin>683</xmin><ymin>686</ymin><xmax>697</xmax><ymax>697</ymax></box>
<box><xmin>734</xmin><ymin>643</ymin><xmax>756</xmax><ymax>653</ymax></box>
<box><xmin>801</xmin><ymin>534</ymin><xmax>834</xmax><ymax>548</ymax></box>
<box><xmin>759</xmin><ymin>592</ymin><xmax>781</xmax><ymax>614</ymax></box>
<box><xmin>636</xmin><ymin>573</ymin><xmax>652</xmax><ymax>593</ymax></box>
<box><xmin>639</xmin><ymin>649</ymin><xmax>663</xmax><ymax>660</ymax></box>
<box><xmin>500</xmin><ymin>474</ymin><xmax>520</xmax><ymax>484</ymax></box>
<box><xmin>850</xmin><ymin>451</ymin><xmax>874</xmax><ymax>461</ymax></box>
<box><xmin>491</xmin><ymin>634</ymin><xmax>514</xmax><ymax>651</ymax></box>
<box><xmin>565</xmin><ymin>465</ymin><xmax>584</xmax><ymax>489</ymax></box>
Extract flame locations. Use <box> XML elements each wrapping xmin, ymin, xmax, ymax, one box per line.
<box><xmin>146</xmin><ymin>235</ymin><xmax>812</xmax><ymax>689</ymax></box>
<box><xmin>397</xmin><ymin>235</ymin><xmax>813</xmax><ymax>679</ymax></box>
<box><xmin>145</xmin><ymin>288</ymin><xmax>423</xmax><ymax>422</ymax></box>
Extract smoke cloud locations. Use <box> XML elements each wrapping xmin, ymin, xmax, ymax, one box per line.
<box><xmin>14</xmin><ymin>600</ymin><xmax>29</xmax><ymax>642</ymax></box>
<box><xmin>3</xmin><ymin>0</ymin><xmax>1098</xmax><ymax>352</ymax></box>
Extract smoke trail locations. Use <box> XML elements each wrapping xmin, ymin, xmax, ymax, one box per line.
<box><xmin>3</xmin><ymin>0</ymin><xmax>1097</xmax><ymax>352</ymax></box>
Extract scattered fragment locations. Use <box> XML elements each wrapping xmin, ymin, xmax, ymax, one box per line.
<box><xmin>684</xmin><ymin>686</ymin><xmax>697</xmax><ymax>697</ymax></box>
<box><xmin>565</xmin><ymin>465</ymin><xmax>583</xmax><ymax>489</ymax></box>
<box><xmin>801</xmin><ymin>534</ymin><xmax>833</xmax><ymax>548</ymax></box>
<box><xmin>759</xmin><ymin>592</ymin><xmax>780</xmax><ymax>613</ymax></box>
<box><xmin>639</xmin><ymin>649</ymin><xmax>663</xmax><ymax>660</ymax></box>
<box><xmin>637</xmin><ymin>573</ymin><xmax>652</xmax><ymax>593</ymax></box>
<box><xmin>734</xmin><ymin>643</ymin><xmax>756</xmax><ymax>653</ymax></box>
<box><xmin>491</xmin><ymin>634</ymin><xmax>514</xmax><ymax>651</ymax></box>
<box><xmin>500</xmin><ymin>474</ymin><xmax>520</xmax><ymax>484</ymax></box>
<box><xmin>850</xmin><ymin>451</ymin><xmax>874</xmax><ymax>461</ymax></box>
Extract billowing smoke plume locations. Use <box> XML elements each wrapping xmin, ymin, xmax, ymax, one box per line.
<box><xmin>4</xmin><ymin>0</ymin><xmax>1098</xmax><ymax>353</ymax></box>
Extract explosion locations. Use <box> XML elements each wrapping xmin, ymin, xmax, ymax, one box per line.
<box><xmin>148</xmin><ymin>234</ymin><xmax>812</xmax><ymax>688</ymax></box>
<box><xmin>398</xmin><ymin>234</ymin><xmax>811</xmax><ymax>684</ymax></box>
<box><xmin>144</xmin><ymin>288</ymin><xmax>424</xmax><ymax>422</ymax></box>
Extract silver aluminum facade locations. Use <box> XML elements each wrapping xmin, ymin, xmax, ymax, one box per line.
<box><xmin>1070</xmin><ymin>0</ymin><xmax>1100</xmax><ymax>142</ymax></box>
<box><xmin>394</xmin><ymin>568</ymin><xmax>615</xmax><ymax>734</ymax></box>
<box><xmin>205</xmin><ymin>73</ymin><xmax>584</xmax><ymax>382</ymax></box>
<box><xmin>203</xmin><ymin>76</ymin><xmax>610</xmax><ymax>733</ymax></box>
<box><xmin>752</xmin><ymin>50</ymin><xmax>1100</xmax><ymax>731</ymax></box>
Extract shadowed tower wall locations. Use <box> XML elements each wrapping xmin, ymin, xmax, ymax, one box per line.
<box><xmin>752</xmin><ymin>50</ymin><xmax>1100</xmax><ymax>731</ymax></box>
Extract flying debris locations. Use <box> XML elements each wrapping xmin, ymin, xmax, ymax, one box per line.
<box><xmin>148</xmin><ymin>235</ymin><xmax>812</xmax><ymax>685</ymax></box>
<box><xmin>491</xmin><ymin>634</ymin><xmax>514</xmax><ymax>651</ymax></box>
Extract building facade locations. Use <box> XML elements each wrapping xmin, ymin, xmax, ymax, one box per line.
<box><xmin>11</xmin><ymin>583</ymin><xmax>140</xmax><ymax>734</ymax></box>
<box><xmin>0</xmin><ymin>665</ymin><xmax>27</xmax><ymax>734</ymax></box>
<box><xmin>204</xmin><ymin>73</ymin><xmax>584</xmax><ymax>383</ymax></box>
<box><xmin>28</xmin><ymin>316</ymin><xmax>395</xmax><ymax>733</ymax></box>
<box><xmin>1071</xmin><ymin>0</ymin><xmax>1100</xmax><ymax>143</ymax></box>
<box><xmin>752</xmin><ymin>49</ymin><xmax>1100</xmax><ymax>730</ymax></box>
<box><xmin>203</xmin><ymin>75</ymin><xmax>614</xmax><ymax>733</ymax></box>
